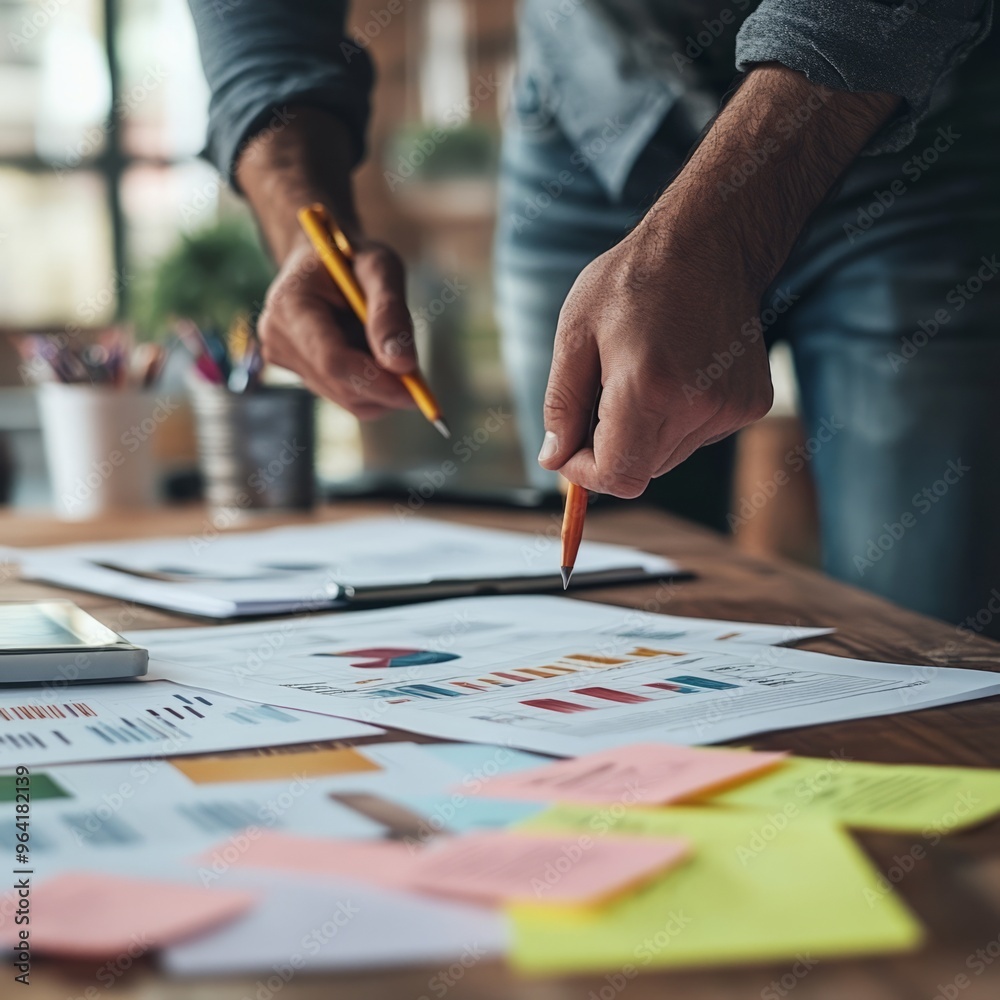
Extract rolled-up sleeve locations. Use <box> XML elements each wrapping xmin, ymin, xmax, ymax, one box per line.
<box><xmin>187</xmin><ymin>0</ymin><xmax>375</xmax><ymax>183</ymax></box>
<box><xmin>735</xmin><ymin>0</ymin><xmax>993</xmax><ymax>153</ymax></box>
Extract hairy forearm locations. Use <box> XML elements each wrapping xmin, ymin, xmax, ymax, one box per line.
<box><xmin>236</xmin><ymin>106</ymin><xmax>362</xmax><ymax>262</ymax></box>
<box><xmin>637</xmin><ymin>65</ymin><xmax>900</xmax><ymax>291</ymax></box>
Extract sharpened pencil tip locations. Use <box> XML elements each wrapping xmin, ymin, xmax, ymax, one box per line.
<box><xmin>560</xmin><ymin>566</ymin><xmax>572</xmax><ymax>590</ymax></box>
<box><xmin>432</xmin><ymin>418</ymin><xmax>451</xmax><ymax>440</ymax></box>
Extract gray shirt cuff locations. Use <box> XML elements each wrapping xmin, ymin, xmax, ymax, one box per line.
<box><xmin>188</xmin><ymin>0</ymin><xmax>374</xmax><ymax>185</ymax></box>
<box><xmin>735</xmin><ymin>0</ymin><xmax>992</xmax><ymax>153</ymax></box>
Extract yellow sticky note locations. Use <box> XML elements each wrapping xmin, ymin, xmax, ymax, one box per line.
<box><xmin>171</xmin><ymin>747</ymin><xmax>381</xmax><ymax>784</ymax></box>
<box><xmin>706</xmin><ymin>755</ymin><xmax>1000</xmax><ymax>833</ymax></box>
<box><xmin>508</xmin><ymin>804</ymin><xmax>922</xmax><ymax>974</ymax></box>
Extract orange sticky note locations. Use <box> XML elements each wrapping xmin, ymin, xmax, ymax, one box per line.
<box><xmin>406</xmin><ymin>831</ymin><xmax>691</xmax><ymax>906</ymax></box>
<box><xmin>171</xmin><ymin>746</ymin><xmax>381</xmax><ymax>784</ymax></box>
<box><xmin>205</xmin><ymin>830</ymin><xmax>416</xmax><ymax>888</ymax></box>
<box><xmin>465</xmin><ymin>743</ymin><xmax>788</xmax><ymax>805</ymax></box>
<box><xmin>3</xmin><ymin>873</ymin><xmax>255</xmax><ymax>959</ymax></box>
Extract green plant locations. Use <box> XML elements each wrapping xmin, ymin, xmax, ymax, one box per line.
<box><xmin>132</xmin><ymin>218</ymin><xmax>273</xmax><ymax>337</ymax></box>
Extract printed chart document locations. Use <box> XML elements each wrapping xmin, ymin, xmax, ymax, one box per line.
<box><xmin>0</xmin><ymin>679</ymin><xmax>381</xmax><ymax>767</ymax></box>
<box><xmin>16</xmin><ymin>518</ymin><xmax>681</xmax><ymax>617</ymax></box>
<box><xmin>135</xmin><ymin>595</ymin><xmax>1000</xmax><ymax>754</ymax></box>
<box><xmin>0</xmin><ymin>743</ymin><xmax>489</xmax><ymax>880</ymax></box>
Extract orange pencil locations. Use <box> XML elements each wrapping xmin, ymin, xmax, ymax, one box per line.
<box><xmin>560</xmin><ymin>480</ymin><xmax>588</xmax><ymax>589</ymax></box>
<box><xmin>559</xmin><ymin>393</ymin><xmax>601</xmax><ymax>588</ymax></box>
<box><xmin>297</xmin><ymin>204</ymin><xmax>450</xmax><ymax>439</ymax></box>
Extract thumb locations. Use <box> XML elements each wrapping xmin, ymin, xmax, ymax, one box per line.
<box><xmin>538</xmin><ymin>327</ymin><xmax>601</xmax><ymax>471</ymax></box>
<box><xmin>353</xmin><ymin>244</ymin><xmax>418</xmax><ymax>374</ymax></box>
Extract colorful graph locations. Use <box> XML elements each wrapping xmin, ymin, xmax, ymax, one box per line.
<box><xmin>314</xmin><ymin>647</ymin><xmax>461</xmax><ymax>669</ymax></box>
<box><xmin>361</xmin><ymin>647</ymin><xmax>715</xmax><ymax>704</ymax></box>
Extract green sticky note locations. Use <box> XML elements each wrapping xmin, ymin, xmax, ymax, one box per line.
<box><xmin>0</xmin><ymin>773</ymin><xmax>70</xmax><ymax>803</ymax></box>
<box><xmin>707</xmin><ymin>756</ymin><xmax>1000</xmax><ymax>834</ymax></box>
<box><xmin>508</xmin><ymin>804</ymin><xmax>922</xmax><ymax>974</ymax></box>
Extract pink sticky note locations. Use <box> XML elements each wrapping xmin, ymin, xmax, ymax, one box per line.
<box><xmin>206</xmin><ymin>830</ymin><xmax>416</xmax><ymax>888</ymax></box>
<box><xmin>2</xmin><ymin>873</ymin><xmax>254</xmax><ymax>959</ymax></box>
<box><xmin>406</xmin><ymin>831</ymin><xmax>690</xmax><ymax>906</ymax></box>
<box><xmin>465</xmin><ymin>743</ymin><xmax>788</xmax><ymax>805</ymax></box>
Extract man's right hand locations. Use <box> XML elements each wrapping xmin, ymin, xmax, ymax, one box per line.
<box><xmin>237</xmin><ymin>106</ymin><xmax>419</xmax><ymax>419</ymax></box>
<box><xmin>257</xmin><ymin>237</ymin><xmax>418</xmax><ymax>419</ymax></box>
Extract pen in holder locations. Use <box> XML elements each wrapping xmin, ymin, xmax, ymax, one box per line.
<box><xmin>191</xmin><ymin>385</ymin><xmax>316</xmax><ymax>513</ymax></box>
<box><xmin>16</xmin><ymin>330</ymin><xmax>169</xmax><ymax>520</ymax></box>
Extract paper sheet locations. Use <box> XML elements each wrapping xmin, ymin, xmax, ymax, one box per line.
<box><xmin>0</xmin><ymin>679</ymin><xmax>381</xmax><ymax>767</ymax></box>
<box><xmin>707</xmin><ymin>755</ymin><xmax>1000</xmax><ymax>832</ymax></box>
<box><xmin>162</xmin><ymin>869</ymin><xmax>508</xmax><ymax>977</ymax></box>
<box><xmin>1</xmin><ymin>872</ymin><xmax>255</xmax><ymax>958</ymax></box>
<box><xmin>0</xmin><ymin>743</ymin><xmax>490</xmax><ymax>879</ymax></box>
<box><xmin>508</xmin><ymin>804</ymin><xmax>923</xmax><ymax>973</ymax></box>
<box><xmin>0</xmin><ymin>774</ymin><xmax>383</xmax><ymax>881</ymax></box>
<box><xmin>134</xmin><ymin>596</ymin><xmax>1000</xmax><ymax>754</ymax></box>
<box><xmin>17</xmin><ymin>517</ymin><xmax>680</xmax><ymax>617</ymax></box>
<box><xmin>466</xmin><ymin>743</ymin><xmax>787</xmax><ymax>805</ymax></box>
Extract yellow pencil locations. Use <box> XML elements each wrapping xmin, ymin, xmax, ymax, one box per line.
<box><xmin>297</xmin><ymin>204</ymin><xmax>451</xmax><ymax>439</ymax></box>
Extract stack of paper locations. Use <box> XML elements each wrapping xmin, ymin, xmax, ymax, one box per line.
<box><xmin>15</xmin><ymin>518</ymin><xmax>681</xmax><ymax>617</ymax></box>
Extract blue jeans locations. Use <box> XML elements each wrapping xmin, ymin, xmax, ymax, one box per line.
<box><xmin>494</xmin><ymin>98</ymin><xmax>1000</xmax><ymax>634</ymax></box>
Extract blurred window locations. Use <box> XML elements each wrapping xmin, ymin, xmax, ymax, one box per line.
<box><xmin>0</xmin><ymin>0</ymin><xmax>215</xmax><ymax>327</ymax></box>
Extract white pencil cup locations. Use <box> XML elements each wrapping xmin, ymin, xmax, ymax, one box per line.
<box><xmin>37</xmin><ymin>383</ymin><xmax>161</xmax><ymax>520</ymax></box>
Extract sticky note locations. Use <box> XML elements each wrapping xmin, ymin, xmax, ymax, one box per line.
<box><xmin>465</xmin><ymin>743</ymin><xmax>787</xmax><ymax>805</ymax></box>
<box><xmin>205</xmin><ymin>830</ymin><xmax>416</xmax><ymax>888</ymax></box>
<box><xmin>706</xmin><ymin>755</ymin><xmax>1000</xmax><ymax>833</ymax></box>
<box><xmin>406</xmin><ymin>830</ymin><xmax>690</xmax><ymax>907</ymax></box>
<box><xmin>508</xmin><ymin>805</ymin><xmax>922</xmax><ymax>973</ymax></box>
<box><xmin>171</xmin><ymin>746</ymin><xmax>381</xmax><ymax>784</ymax></box>
<box><xmin>211</xmin><ymin>827</ymin><xmax>689</xmax><ymax>909</ymax></box>
<box><xmin>4</xmin><ymin>873</ymin><xmax>254</xmax><ymax>959</ymax></box>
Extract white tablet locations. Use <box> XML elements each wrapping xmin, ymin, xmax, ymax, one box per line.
<box><xmin>0</xmin><ymin>601</ymin><xmax>148</xmax><ymax>685</ymax></box>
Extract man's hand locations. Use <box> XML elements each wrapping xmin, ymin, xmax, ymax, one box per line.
<box><xmin>237</xmin><ymin>106</ymin><xmax>418</xmax><ymax>418</ymax></box>
<box><xmin>538</xmin><ymin>65</ymin><xmax>899</xmax><ymax>497</ymax></box>
<box><xmin>538</xmin><ymin>222</ymin><xmax>773</xmax><ymax>497</ymax></box>
<box><xmin>258</xmin><ymin>238</ymin><xmax>417</xmax><ymax>419</ymax></box>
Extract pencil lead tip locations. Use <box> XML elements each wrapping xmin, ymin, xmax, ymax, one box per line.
<box><xmin>560</xmin><ymin>566</ymin><xmax>573</xmax><ymax>590</ymax></box>
<box><xmin>432</xmin><ymin>418</ymin><xmax>451</xmax><ymax>440</ymax></box>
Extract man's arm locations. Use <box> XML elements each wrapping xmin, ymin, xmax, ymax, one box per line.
<box><xmin>537</xmin><ymin>65</ymin><xmax>899</xmax><ymax>496</ymax></box>
<box><xmin>187</xmin><ymin>0</ymin><xmax>417</xmax><ymax>417</ymax></box>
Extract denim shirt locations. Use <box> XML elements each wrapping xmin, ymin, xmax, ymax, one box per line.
<box><xmin>188</xmin><ymin>0</ymin><xmax>993</xmax><ymax>198</ymax></box>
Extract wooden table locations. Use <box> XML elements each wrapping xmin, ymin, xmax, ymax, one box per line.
<box><xmin>5</xmin><ymin>502</ymin><xmax>1000</xmax><ymax>1000</ymax></box>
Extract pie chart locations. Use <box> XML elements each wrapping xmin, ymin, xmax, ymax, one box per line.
<box><xmin>313</xmin><ymin>647</ymin><xmax>460</xmax><ymax>669</ymax></box>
